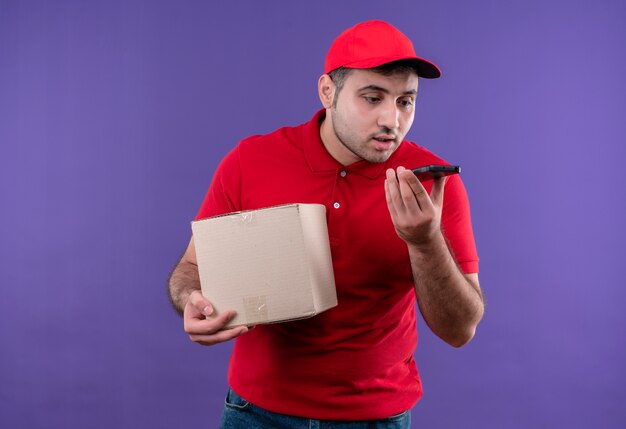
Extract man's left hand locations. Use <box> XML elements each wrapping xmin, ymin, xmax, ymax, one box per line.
<box><xmin>384</xmin><ymin>166</ymin><xmax>446</xmax><ymax>246</ymax></box>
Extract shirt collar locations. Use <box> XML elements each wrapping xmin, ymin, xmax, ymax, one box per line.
<box><xmin>302</xmin><ymin>109</ymin><xmax>399</xmax><ymax>180</ymax></box>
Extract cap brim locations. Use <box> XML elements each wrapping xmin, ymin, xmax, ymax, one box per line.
<box><xmin>338</xmin><ymin>56</ymin><xmax>441</xmax><ymax>79</ymax></box>
<box><xmin>405</xmin><ymin>57</ymin><xmax>441</xmax><ymax>79</ymax></box>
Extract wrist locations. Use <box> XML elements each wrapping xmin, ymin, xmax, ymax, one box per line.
<box><xmin>407</xmin><ymin>230</ymin><xmax>447</xmax><ymax>255</ymax></box>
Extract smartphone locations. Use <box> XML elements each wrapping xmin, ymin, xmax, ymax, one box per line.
<box><xmin>411</xmin><ymin>165</ymin><xmax>460</xmax><ymax>181</ymax></box>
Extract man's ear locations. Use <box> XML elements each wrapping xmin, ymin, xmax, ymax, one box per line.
<box><xmin>318</xmin><ymin>74</ymin><xmax>335</xmax><ymax>109</ymax></box>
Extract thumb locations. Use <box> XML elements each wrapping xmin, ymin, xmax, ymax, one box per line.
<box><xmin>430</xmin><ymin>176</ymin><xmax>447</xmax><ymax>207</ymax></box>
<box><xmin>188</xmin><ymin>289</ymin><xmax>214</xmax><ymax>316</ymax></box>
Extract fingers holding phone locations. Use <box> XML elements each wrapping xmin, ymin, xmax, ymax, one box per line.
<box><xmin>409</xmin><ymin>164</ymin><xmax>458</xmax><ymax>209</ymax></box>
<box><xmin>385</xmin><ymin>166</ymin><xmax>448</xmax><ymax>246</ymax></box>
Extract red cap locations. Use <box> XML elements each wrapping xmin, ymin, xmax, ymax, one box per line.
<box><xmin>324</xmin><ymin>20</ymin><xmax>441</xmax><ymax>78</ymax></box>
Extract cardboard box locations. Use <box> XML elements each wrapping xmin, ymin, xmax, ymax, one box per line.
<box><xmin>191</xmin><ymin>203</ymin><xmax>337</xmax><ymax>328</ymax></box>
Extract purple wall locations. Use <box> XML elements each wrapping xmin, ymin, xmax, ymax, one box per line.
<box><xmin>1</xmin><ymin>1</ymin><xmax>624</xmax><ymax>428</ymax></box>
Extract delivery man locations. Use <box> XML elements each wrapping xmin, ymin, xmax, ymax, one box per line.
<box><xmin>168</xmin><ymin>20</ymin><xmax>484</xmax><ymax>429</ymax></box>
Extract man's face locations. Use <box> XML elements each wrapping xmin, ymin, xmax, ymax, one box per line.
<box><xmin>329</xmin><ymin>68</ymin><xmax>419</xmax><ymax>164</ymax></box>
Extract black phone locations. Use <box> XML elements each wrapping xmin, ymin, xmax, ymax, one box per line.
<box><xmin>411</xmin><ymin>165</ymin><xmax>460</xmax><ymax>181</ymax></box>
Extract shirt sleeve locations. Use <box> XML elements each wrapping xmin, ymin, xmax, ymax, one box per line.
<box><xmin>194</xmin><ymin>145</ymin><xmax>242</xmax><ymax>221</ymax></box>
<box><xmin>441</xmin><ymin>174</ymin><xmax>479</xmax><ymax>273</ymax></box>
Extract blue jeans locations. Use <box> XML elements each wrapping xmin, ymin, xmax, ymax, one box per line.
<box><xmin>220</xmin><ymin>388</ymin><xmax>411</xmax><ymax>429</ymax></box>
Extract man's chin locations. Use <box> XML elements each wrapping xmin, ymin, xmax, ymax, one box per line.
<box><xmin>364</xmin><ymin>145</ymin><xmax>398</xmax><ymax>163</ymax></box>
<box><xmin>361</xmin><ymin>151</ymin><xmax>394</xmax><ymax>164</ymax></box>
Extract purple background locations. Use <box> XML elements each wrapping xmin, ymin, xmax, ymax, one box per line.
<box><xmin>1</xmin><ymin>0</ymin><xmax>625</xmax><ymax>428</ymax></box>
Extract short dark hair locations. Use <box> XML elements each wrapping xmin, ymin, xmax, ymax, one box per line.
<box><xmin>327</xmin><ymin>60</ymin><xmax>418</xmax><ymax>107</ymax></box>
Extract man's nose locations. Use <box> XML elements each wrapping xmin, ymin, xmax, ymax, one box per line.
<box><xmin>377</xmin><ymin>101</ymin><xmax>400</xmax><ymax>130</ymax></box>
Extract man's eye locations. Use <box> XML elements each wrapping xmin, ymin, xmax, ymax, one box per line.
<box><xmin>398</xmin><ymin>98</ymin><xmax>415</xmax><ymax>108</ymax></box>
<box><xmin>364</xmin><ymin>96</ymin><xmax>381</xmax><ymax>104</ymax></box>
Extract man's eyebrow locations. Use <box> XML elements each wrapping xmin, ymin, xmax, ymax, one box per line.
<box><xmin>357</xmin><ymin>85</ymin><xmax>417</xmax><ymax>95</ymax></box>
<box><xmin>358</xmin><ymin>85</ymin><xmax>389</xmax><ymax>93</ymax></box>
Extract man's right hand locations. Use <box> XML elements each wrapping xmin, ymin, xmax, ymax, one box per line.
<box><xmin>183</xmin><ymin>290</ymin><xmax>251</xmax><ymax>346</ymax></box>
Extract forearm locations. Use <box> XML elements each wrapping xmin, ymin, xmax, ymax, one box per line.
<box><xmin>168</xmin><ymin>260</ymin><xmax>201</xmax><ymax>316</ymax></box>
<box><xmin>409</xmin><ymin>232</ymin><xmax>484</xmax><ymax>347</ymax></box>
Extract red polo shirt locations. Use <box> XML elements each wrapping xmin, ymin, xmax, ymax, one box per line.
<box><xmin>195</xmin><ymin>110</ymin><xmax>479</xmax><ymax>420</ymax></box>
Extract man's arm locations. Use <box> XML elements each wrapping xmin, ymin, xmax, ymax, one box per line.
<box><xmin>168</xmin><ymin>237</ymin><xmax>250</xmax><ymax>345</ymax></box>
<box><xmin>408</xmin><ymin>237</ymin><xmax>484</xmax><ymax>347</ymax></box>
<box><xmin>168</xmin><ymin>237</ymin><xmax>203</xmax><ymax>316</ymax></box>
<box><xmin>385</xmin><ymin>166</ymin><xmax>485</xmax><ymax>347</ymax></box>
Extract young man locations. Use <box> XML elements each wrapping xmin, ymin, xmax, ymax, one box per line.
<box><xmin>169</xmin><ymin>20</ymin><xmax>484</xmax><ymax>429</ymax></box>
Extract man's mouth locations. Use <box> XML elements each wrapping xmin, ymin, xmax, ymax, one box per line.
<box><xmin>373</xmin><ymin>134</ymin><xmax>396</xmax><ymax>143</ymax></box>
<box><xmin>372</xmin><ymin>137</ymin><xmax>396</xmax><ymax>151</ymax></box>
<box><xmin>372</xmin><ymin>135</ymin><xmax>396</xmax><ymax>149</ymax></box>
